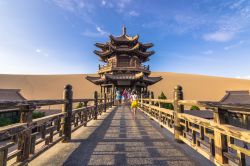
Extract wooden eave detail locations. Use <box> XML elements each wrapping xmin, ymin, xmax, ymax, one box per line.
<box><xmin>109</xmin><ymin>34</ymin><xmax>139</xmax><ymax>43</ymax></box>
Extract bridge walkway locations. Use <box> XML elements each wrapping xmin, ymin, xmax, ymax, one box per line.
<box><xmin>30</xmin><ymin>105</ymin><xmax>213</xmax><ymax>166</ymax></box>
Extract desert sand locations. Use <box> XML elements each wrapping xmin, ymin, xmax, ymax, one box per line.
<box><xmin>0</xmin><ymin>72</ymin><xmax>250</xmax><ymax>101</ymax></box>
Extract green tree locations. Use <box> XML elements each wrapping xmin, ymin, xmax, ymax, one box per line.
<box><xmin>190</xmin><ymin>105</ymin><xmax>200</xmax><ymax>110</ymax></box>
<box><xmin>32</xmin><ymin>111</ymin><xmax>45</xmax><ymax>119</ymax></box>
<box><xmin>0</xmin><ymin>117</ymin><xmax>12</xmax><ymax>127</ymax></box>
<box><xmin>158</xmin><ymin>92</ymin><xmax>174</xmax><ymax>110</ymax></box>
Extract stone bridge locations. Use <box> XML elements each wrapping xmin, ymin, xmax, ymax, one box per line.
<box><xmin>1</xmin><ymin>85</ymin><xmax>249</xmax><ymax>166</ymax></box>
<box><xmin>29</xmin><ymin>105</ymin><xmax>212</xmax><ymax>166</ymax></box>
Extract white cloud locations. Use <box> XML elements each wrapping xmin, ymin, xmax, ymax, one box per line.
<box><xmin>236</xmin><ymin>75</ymin><xmax>250</xmax><ymax>80</ymax></box>
<box><xmin>176</xmin><ymin>54</ymin><xmax>214</xmax><ymax>62</ymax></box>
<box><xmin>203</xmin><ymin>31</ymin><xmax>234</xmax><ymax>42</ymax></box>
<box><xmin>202</xmin><ymin>1</ymin><xmax>250</xmax><ymax>42</ymax></box>
<box><xmin>224</xmin><ymin>40</ymin><xmax>245</xmax><ymax>50</ymax></box>
<box><xmin>202</xmin><ymin>50</ymin><xmax>213</xmax><ymax>55</ymax></box>
<box><xmin>35</xmin><ymin>48</ymin><xmax>49</xmax><ymax>57</ymax></box>
<box><xmin>230</xmin><ymin>0</ymin><xmax>246</xmax><ymax>9</ymax></box>
<box><xmin>100</xmin><ymin>0</ymin><xmax>114</xmax><ymax>8</ymax></box>
<box><xmin>52</xmin><ymin>0</ymin><xmax>95</xmax><ymax>13</ymax></box>
<box><xmin>96</xmin><ymin>26</ymin><xmax>108</xmax><ymax>35</ymax></box>
<box><xmin>81</xmin><ymin>26</ymin><xmax>109</xmax><ymax>38</ymax></box>
<box><xmin>36</xmin><ymin>49</ymin><xmax>41</xmax><ymax>53</ymax></box>
<box><xmin>43</xmin><ymin>53</ymin><xmax>49</xmax><ymax>57</ymax></box>
<box><xmin>101</xmin><ymin>0</ymin><xmax>106</xmax><ymax>6</ymax></box>
<box><xmin>128</xmin><ymin>10</ymin><xmax>139</xmax><ymax>16</ymax></box>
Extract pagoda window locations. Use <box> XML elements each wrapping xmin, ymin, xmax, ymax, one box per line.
<box><xmin>117</xmin><ymin>55</ymin><xmax>130</xmax><ymax>67</ymax></box>
<box><xmin>108</xmin><ymin>56</ymin><xmax>117</xmax><ymax>67</ymax></box>
<box><xmin>130</xmin><ymin>56</ymin><xmax>140</xmax><ymax>67</ymax></box>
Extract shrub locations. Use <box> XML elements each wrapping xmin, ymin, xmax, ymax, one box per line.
<box><xmin>158</xmin><ymin>91</ymin><xmax>174</xmax><ymax>110</ymax></box>
<box><xmin>76</xmin><ymin>102</ymin><xmax>84</xmax><ymax>109</ymax></box>
<box><xmin>190</xmin><ymin>105</ymin><xmax>200</xmax><ymax>110</ymax></box>
<box><xmin>32</xmin><ymin>111</ymin><xmax>45</xmax><ymax>119</ymax></box>
<box><xmin>158</xmin><ymin>92</ymin><xmax>167</xmax><ymax>100</ymax></box>
<box><xmin>0</xmin><ymin>117</ymin><xmax>12</xmax><ymax>127</ymax></box>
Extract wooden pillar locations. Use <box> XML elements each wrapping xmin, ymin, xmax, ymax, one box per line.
<box><xmin>61</xmin><ymin>84</ymin><xmax>73</xmax><ymax>142</ymax></box>
<box><xmin>140</xmin><ymin>92</ymin><xmax>143</xmax><ymax>107</ymax></box>
<box><xmin>213</xmin><ymin>108</ymin><xmax>228</xmax><ymax>165</ymax></box>
<box><xmin>103</xmin><ymin>86</ymin><xmax>106</xmax><ymax>94</ymax></box>
<box><xmin>151</xmin><ymin>91</ymin><xmax>154</xmax><ymax>105</ymax></box>
<box><xmin>0</xmin><ymin>147</ymin><xmax>8</xmax><ymax>166</ymax></box>
<box><xmin>94</xmin><ymin>91</ymin><xmax>98</xmax><ymax>120</ymax></box>
<box><xmin>19</xmin><ymin>105</ymin><xmax>33</xmax><ymax>124</ymax></box>
<box><xmin>104</xmin><ymin>93</ymin><xmax>107</xmax><ymax>112</ymax></box>
<box><xmin>17</xmin><ymin>129</ymin><xmax>32</xmax><ymax>162</ymax></box>
<box><xmin>84</xmin><ymin>101</ymin><xmax>88</xmax><ymax>126</ymax></box>
<box><xmin>149</xmin><ymin>90</ymin><xmax>152</xmax><ymax>105</ymax></box>
<box><xmin>17</xmin><ymin>105</ymin><xmax>33</xmax><ymax>162</ymax></box>
<box><xmin>242</xmin><ymin>114</ymin><xmax>248</xmax><ymax>129</ymax></box>
<box><xmin>112</xmin><ymin>84</ymin><xmax>115</xmax><ymax>106</ymax></box>
<box><xmin>17</xmin><ymin>104</ymin><xmax>33</xmax><ymax>162</ymax></box>
<box><xmin>173</xmin><ymin>85</ymin><xmax>184</xmax><ymax>143</ymax></box>
<box><xmin>100</xmin><ymin>86</ymin><xmax>103</xmax><ymax>101</ymax></box>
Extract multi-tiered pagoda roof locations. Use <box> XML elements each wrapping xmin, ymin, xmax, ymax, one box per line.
<box><xmin>94</xmin><ymin>27</ymin><xmax>154</xmax><ymax>62</ymax></box>
<box><xmin>86</xmin><ymin>26</ymin><xmax>162</xmax><ymax>88</ymax></box>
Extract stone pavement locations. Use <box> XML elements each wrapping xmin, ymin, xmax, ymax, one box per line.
<box><xmin>29</xmin><ymin>105</ymin><xmax>213</xmax><ymax>166</ymax></box>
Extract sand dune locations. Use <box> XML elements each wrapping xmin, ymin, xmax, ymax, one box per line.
<box><xmin>0</xmin><ymin>72</ymin><xmax>250</xmax><ymax>101</ymax></box>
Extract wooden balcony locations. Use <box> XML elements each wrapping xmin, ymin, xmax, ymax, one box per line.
<box><xmin>98</xmin><ymin>62</ymin><xmax>150</xmax><ymax>74</ymax></box>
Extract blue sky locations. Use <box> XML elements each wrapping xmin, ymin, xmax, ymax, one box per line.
<box><xmin>0</xmin><ymin>0</ymin><xmax>250</xmax><ymax>79</ymax></box>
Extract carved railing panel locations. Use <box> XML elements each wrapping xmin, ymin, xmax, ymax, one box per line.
<box><xmin>139</xmin><ymin>87</ymin><xmax>250</xmax><ymax>166</ymax></box>
<box><xmin>0</xmin><ymin>86</ymin><xmax>114</xmax><ymax>166</ymax></box>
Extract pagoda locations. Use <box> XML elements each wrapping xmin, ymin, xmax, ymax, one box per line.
<box><xmin>86</xmin><ymin>26</ymin><xmax>162</xmax><ymax>96</ymax></box>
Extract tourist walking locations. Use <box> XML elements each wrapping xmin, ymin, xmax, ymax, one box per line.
<box><xmin>127</xmin><ymin>90</ymin><xmax>131</xmax><ymax>106</ymax></box>
<box><xmin>130</xmin><ymin>90</ymin><xmax>138</xmax><ymax>116</ymax></box>
<box><xmin>115</xmin><ymin>90</ymin><xmax>122</xmax><ymax>106</ymax></box>
<box><xmin>122</xmin><ymin>89</ymin><xmax>128</xmax><ymax>104</ymax></box>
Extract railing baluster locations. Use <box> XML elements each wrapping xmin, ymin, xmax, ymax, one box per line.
<box><xmin>17</xmin><ymin>105</ymin><xmax>32</xmax><ymax>162</ymax></box>
<box><xmin>104</xmin><ymin>93</ymin><xmax>107</xmax><ymax>112</ymax></box>
<box><xmin>0</xmin><ymin>148</ymin><xmax>8</xmax><ymax>166</ymax></box>
<box><xmin>213</xmin><ymin>108</ymin><xmax>229</xmax><ymax>165</ymax></box>
<box><xmin>61</xmin><ymin>84</ymin><xmax>73</xmax><ymax>142</ymax></box>
<box><xmin>173</xmin><ymin>85</ymin><xmax>184</xmax><ymax>143</ymax></box>
<box><xmin>84</xmin><ymin>101</ymin><xmax>88</xmax><ymax>126</ymax></box>
<box><xmin>94</xmin><ymin>91</ymin><xmax>98</xmax><ymax>120</ymax></box>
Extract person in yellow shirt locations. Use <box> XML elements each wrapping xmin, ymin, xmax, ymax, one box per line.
<box><xmin>130</xmin><ymin>90</ymin><xmax>138</xmax><ymax>116</ymax></box>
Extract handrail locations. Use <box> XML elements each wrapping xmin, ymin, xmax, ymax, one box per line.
<box><xmin>0</xmin><ymin>85</ymin><xmax>114</xmax><ymax>166</ymax></box>
<box><xmin>139</xmin><ymin>87</ymin><xmax>250</xmax><ymax>166</ymax></box>
<box><xmin>141</xmin><ymin>98</ymin><xmax>250</xmax><ymax>113</ymax></box>
<box><xmin>0</xmin><ymin>98</ymin><xmax>97</xmax><ymax>110</ymax></box>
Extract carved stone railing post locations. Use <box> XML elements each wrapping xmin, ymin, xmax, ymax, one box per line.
<box><xmin>149</xmin><ymin>91</ymin><xmax>152</xmax><ymax>105</ymax></box>
<box><xmin>151</xmin><ymin>91</ymin><xmax>154</xmax><ymax>105</ymax></box>
<box><xmin>19</xmin><ymin>105</ymin><xmax>33</xmax><ymax>124</ymax></box>
<box><xmin>112</xmin><ymin>85</ymin><xmax>115</xmax><ymax>106</ymax></box>
<box><xmin>94</xmin><ymin>91</ymin><xmax>98</xmax><ymax>120</ymax></box>
<box><xmin>140</xmin><ymin>93</ymin><xmax>143</xmax><ymax>107</ymax></box>
<box><xmin>173</xmin><ymin>85</ymin><xmax>184</xmax><ymax>143</ymax></box>
<box><xmin>61</xmin><ymin>84</ymin><xmax>73</xmax><ymax>142</ymax></box>
<box><xmin>104</xmin><ymin>93</ymin><xmax>107</xmax><ymax>112</ymax></box>
<box><xmin>213</xmin><ymin>108</ymin><xmax>228</xmax><ymax>165</ymax></box>
<box><xmin>17</xmin><ymin>104</ymin><xmax>33</xmax><ymax>162</ymax></box>
<box><xmin>0</xmin><ymin>146</ymin><xmax>8</xmax><ymax>166</ymax></box>
<box><xmin>84</xmin><ymin>101</ymin><xmax>88</xmax><ymax>126</ymax></box>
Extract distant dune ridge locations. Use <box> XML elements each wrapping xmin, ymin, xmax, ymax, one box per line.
<box><xmin>0</xmin><ymin>72</ymin><xmax>250</xmax><ymax>101</ymax></box>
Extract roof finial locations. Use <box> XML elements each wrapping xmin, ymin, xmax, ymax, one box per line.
<box><xmin>122</xmin><ymin>26</ymin><xmax>126</xmax><ymax>35</ymax></box>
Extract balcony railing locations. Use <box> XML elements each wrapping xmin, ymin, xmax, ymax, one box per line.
<box><xmin>98</xmin><ymin>62</ymin><xmax>150</xmax><ymax>73</ymax></box>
